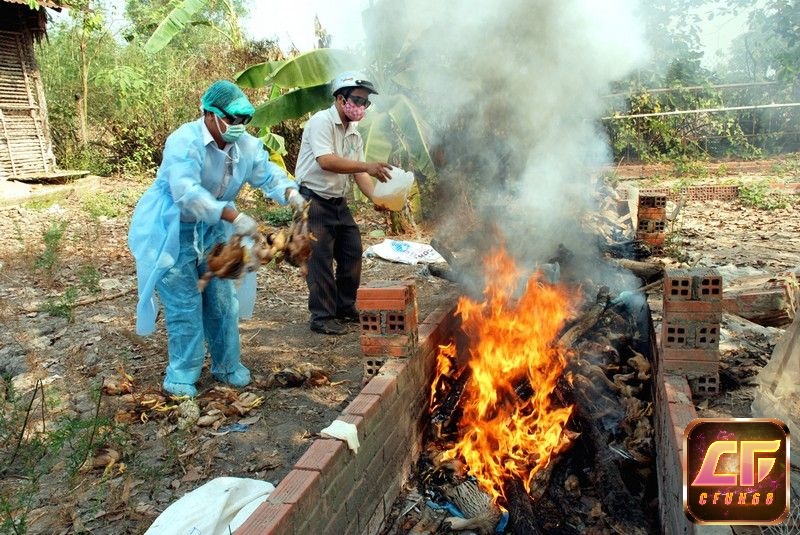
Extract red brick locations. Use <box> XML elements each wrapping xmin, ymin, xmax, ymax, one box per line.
<box><xmin>637</xmin><ymin>218</ymin><xmax>667</xmax><ymax>233</ymax></box>
<box><xmin>667</xmin><ymin>401</ymin><xmax>698</xmax><ymax>430</ymax></box>
<box><xmin>689</xmin><ymin>374</ymin><xmax>720</xmax><ymax>397</ymax></box>
<box><xmin>235</xmin><ymin>502</ymin><xmax>294</xmax><ymax>535</ymax></box>
<box><xmin>663</xmin><ymin>299</ymin><xmax>722</xmax><ymax>315</ymax></box>
<box><xmin>378</xmin><ymin>358</ymin><xmax>407</xmax><ymax>377</ymax></box>
<box><xmin>357</xmin><ymin>285</ymin><xmax>407</xmax><ymax>299</ymax></box>
<box><xmin>294</xmin><ymin>439</ymin><xmax>345</xmax><ymax>474</ymax></box>
<box><xmin>660</xmin><ymin>348</ymin><xmax>719</xmax><ymax>362</ymax></box>
<box><xmin>637</xmin><ymin>232</ymin><xmax>665</xmax><ymax>246</ymax></box>
<box><xmin>638</xmin><ymin>195</ymin><xmax>667</xmax><ymax>208</ymax></box>
<box><xmin>638</xmin><ymin>206</ymin><xmax>666</xmax><ymax>219</ymax></box>
<box><xmin>662</xmin><ymin>374</ymin><xmax>693</xmax><ymax>404</ymax></box>
<box><xmin>361</xmin><ymin>374</ymin><xmax>398</xmax><ymax>398</ymax></box>
<box><xmin>343</xmin><ymin>393</ymin><xmax>381</xmax><ymax>420</ymax></box>
<box><xmin>421</xmin><ymin>305</ymin><xmax>451</xmax><ymax>325</ymax></box>
<box><xmin>664</xmin><ymin>272</ymin><xmax>693</xmax><ymax>300</ymax></box>
<box><xmin>362</xmin><ymin>357</ymin><xmax>386</xmax><ymax>382</ymax></box>
<box><xmin>661</xmin><ymin>359</ymin><xmax>719</xmax><ymax>376</ymax></box>
<box><xmin>356</xmin><ymin>297</ymin><xmax>407</xmax><ymax>311</ymax></box>
<box><xmin>267</xmin><ymin>470</ymin><xmax>321</xmax><ymax>505</ymax></box>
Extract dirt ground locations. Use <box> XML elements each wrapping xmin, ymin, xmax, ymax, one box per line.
<box><xmin>0</xmin><ymin>177</ymin><xmax>458</xmax><ymax>535</ymax></box>
<box><xmin>0</xmin><ymin>164</ymin><xmax>798</xmax><ymax>534</ymax></box>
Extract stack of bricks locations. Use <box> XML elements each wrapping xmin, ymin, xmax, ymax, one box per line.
<box><xmin>637</xmin><ymin>194</ymin><xmax>667</xmax><ymax>253</ymax></box>
<box><xmin>661</xmin><ymin>268</ymin><xmax>723</xmax><ymax>397</ymax></box>
<box><xmin>356</xmin><ymin>281</ymin><xmax>418</xmax><ymax>382</ymax></box>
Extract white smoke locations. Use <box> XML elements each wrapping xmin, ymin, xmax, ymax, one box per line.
<box><xmin>370</xmin><ymin>0</ymin><xmax>648</xmax><ymax>276</ymax></box>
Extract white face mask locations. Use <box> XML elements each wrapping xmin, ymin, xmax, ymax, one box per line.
<box><xmin>213</xmin><ymin>114</ymin><xmax>245</xmax><ymax>143</ymax></box>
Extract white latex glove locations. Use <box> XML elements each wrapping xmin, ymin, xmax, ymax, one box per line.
<box><xmin>287</xmin><ymin>189</ymin><xmax>306</xmax><ymax>213</ymax></box>
<box><xmin>232</xmin><ymin>213</ymin><xmax>258</xmax><ymax>236</ymax></box>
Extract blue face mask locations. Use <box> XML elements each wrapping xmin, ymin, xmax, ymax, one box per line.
<box><xmin>214</xmin><ymin>114</ymin><xmax>246</xmax><ymax>143</ymax></box>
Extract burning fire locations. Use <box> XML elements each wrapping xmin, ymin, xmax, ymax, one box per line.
<box><xmin>431</xmin><ymin>247</ymin><xmax>576</xmax><ymax>503</ymax></box>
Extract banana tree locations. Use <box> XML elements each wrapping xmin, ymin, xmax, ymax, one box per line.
<box><xmin>143</xmin><ymin>0</ymin><xmax>243</xmax><ymax>54</ymax></box>
<box><xmin>238</xmin><ymin>48</ymin><xmax>435</xmax><ymax>183</ymax></box>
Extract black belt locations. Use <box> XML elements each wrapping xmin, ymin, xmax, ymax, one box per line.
<box><xmin>299</xmin><ymin>185</ymin><xmax>345</xmax><ymax>205</ymax></box>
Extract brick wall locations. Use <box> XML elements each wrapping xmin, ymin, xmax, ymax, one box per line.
<box><xmin>236</xmin><ymin>304</ymin><xmax>457</xmax><ymax>535</ymax></box>
<box><xmin>661</xmin><ymin>269</ymin><xmax>723</xmax><ymax>397</ymax></box>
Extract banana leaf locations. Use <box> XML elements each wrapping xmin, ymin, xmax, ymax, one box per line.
<box><xmin>260</xmin><ymin>131</ymin><xmax>287</xmax><ymax>156</ymax></box>
<box><xmin>359</xmin><ymin>112</ymin><xmax>394</xmax><ymax>163</ymax></box>
<box><xmin>144</xmin><ymin>0</ymin><xmax>209</xmax><ymax>54</ymax></box>
<box><xmin>387</xmin><ymin>95</ymin><xmax>435</xmax><ymax>176</ymax></box>
<box><xmin>236</xmin><ymin>60</ymin><xmax>287</xmax><ymax>89</ymax></box>
<box><xmin>251</xmin><ymin>84</ymin><xmax>332</xmax><ymax>128</ymax></box>
<box><xmin>266</xmin><ymin>49</ymin><xmax>361</xmax><ymax>89</ymax></box>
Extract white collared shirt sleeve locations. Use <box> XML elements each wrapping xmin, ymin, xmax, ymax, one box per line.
<box><xmin>247</xmin><ymin>139</ymin><xmax>296</xmax><ymax>205</ymax></box>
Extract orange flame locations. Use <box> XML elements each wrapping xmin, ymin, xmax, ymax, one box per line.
<box><xmin>436</xmin><ymin>247</ymin><xmax>575</xmax><ymax>503</ymax></box>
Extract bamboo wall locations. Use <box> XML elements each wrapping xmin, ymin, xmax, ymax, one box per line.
<box><xmin>0</xmin><ymin>5</ymin><xmax>55</xmax><ymax>181</ymax></box>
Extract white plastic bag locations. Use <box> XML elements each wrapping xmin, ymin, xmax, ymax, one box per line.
<box><xmin>363</xmin><ymin>239</ymin><xmax>446</xmax><ymax>265</ymax></box>
<box><xmin>372</xmin><ymin>167</ymin><xmax>414</xmax><ymax>211</ymax></box>
<box><xmin>144</xmin><ymin>477</ymin><xmax>274</xmax><ymax>535</ymax></box>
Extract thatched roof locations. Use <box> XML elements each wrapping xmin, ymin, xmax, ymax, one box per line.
<box><xmin>0</xmin><ymin>0</ymin><xmax>62</xmax><ymax>8</ymax></box>
<box><xmin>0</xmin><ymin>0</ymin><xmax>61</xmax><ymax>40</ymax></box>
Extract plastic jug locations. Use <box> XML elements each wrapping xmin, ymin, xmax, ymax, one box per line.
<box><xmin>372</xmin><ymin>167</ymin><xmax>414</xmax><ymax>211</ymax></box>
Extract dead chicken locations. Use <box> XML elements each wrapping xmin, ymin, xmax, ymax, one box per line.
<box><xmin>282</xmin><ymin>202</ymin><xmax>315</xmax><ymax>276</ymax></box>
<box><xmin>197</xmin><ymin>203</ymin><xmax>314</xmax><ymax>291</ymax></box>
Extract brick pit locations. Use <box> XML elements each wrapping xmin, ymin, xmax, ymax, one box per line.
<box><xmin>237</xmin><ymin>276</ymin><xmax>733</xmax><ymax>535</ymax></box>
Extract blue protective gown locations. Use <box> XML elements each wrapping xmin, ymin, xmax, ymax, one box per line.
<box><xmin>128</xmin><ymin>118</ymin><xmax>295</xmax><ymax>391</ymax></box>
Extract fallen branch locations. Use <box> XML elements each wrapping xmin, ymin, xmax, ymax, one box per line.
<box><xmin>22</xmin><ymin>287</ymin><xmax>136</xmax><ymax>314</ymax></box>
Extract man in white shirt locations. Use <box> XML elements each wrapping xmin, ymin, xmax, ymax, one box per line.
<box><xmin>295</xmin><ymin>72</ymin><xmax>392</xmax><ymax>335</ymax></box>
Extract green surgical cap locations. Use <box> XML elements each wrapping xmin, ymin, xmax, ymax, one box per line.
<box><xmin>201</xmin><ymin>80</ymin><xmax>255</xmax><ymax>117</ymax></box>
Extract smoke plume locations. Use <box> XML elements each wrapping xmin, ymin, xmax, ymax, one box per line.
<box><xmin>367</xmin><ymin>0</ymin><xmax>648</xmax><ymax>285</ymax></box>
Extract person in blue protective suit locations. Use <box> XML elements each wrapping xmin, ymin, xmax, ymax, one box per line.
<box><xmin>128</xmin><ymin>80</ymin><xmax>305</xmax><ymax>397</ymax></box>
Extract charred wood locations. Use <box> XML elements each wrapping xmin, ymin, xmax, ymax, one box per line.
<box><xmin>558</xmin><ymin>287</ymin><xmax>610</xmax><ymax>348</ymax></box>
<box><xmin>430</xmin><ymin>368</ymin><xmax>472</xmax><ymax>438</ymax></box>
<box><xmin>428</xmin><ymin>263</ymin><xmax>461</xmax><ymax>283</ymax></box>
<box><xmin>609</xmin><ymin>258</ymin><xmax>664</xmax><ymax>284</ymax></box>
<box><xmin>503</xmin><ymin>477</ymin><xmax>543</xmax><ymax>535</ymax></box>
<box><xmin>571</xmin><ymin>374</ymin><xmax>650</xmax><ymax>535</ymax></box>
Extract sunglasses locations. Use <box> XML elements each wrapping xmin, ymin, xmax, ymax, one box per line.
<box><xmin>346</xmin><ymin>95</ymin><xmax>372</xmax><ymax>108</ymax></box>
<box><xmin>220</xmin><ymin>111</ymin><xmax>252</xmax><ymax>125</ymax></box>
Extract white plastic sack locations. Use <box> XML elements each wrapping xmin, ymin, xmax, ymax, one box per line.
<box><xmin>364</xmin><ymin>239</ymin><xmax>446</xmax><ymax>265</ymax></box>
<box><xmin>752</xmin><ymin>312</ymin><xmax>800</xmax><ymax>462</ymax></box>
<box><xmin>372</xmin><ymin>167</ymin><xmax>414</xmax><ymax>211</ymax></box>
<box><xmin>145</xmin><ymin>477</ymin><xmax>274</xmax><ymax>535</ymax></box>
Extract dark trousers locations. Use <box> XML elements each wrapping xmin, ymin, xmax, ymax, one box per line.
<box><xmin>300</xmin><ymin>186</ymin><xmax>362</xmax><ymax>323</ymax></box>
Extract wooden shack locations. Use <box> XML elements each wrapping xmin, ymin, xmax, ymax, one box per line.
<box><xmin>0</xmin><ymin>0</ymin><xmax>59</xmax><ymax>181</ymax></box>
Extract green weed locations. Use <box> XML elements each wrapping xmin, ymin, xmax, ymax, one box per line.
<box><xmin>22</xmin><ymin>197</ymin><xmax>58</xmax><ymax>211</ymax></box>
<box><xmin>81</xmin><ymin>192</ymin><xmax>126</xmax><ymax>219</ymax></box>
<box><xmin>43</xmin><ymin>287</ymin><xmax>78</xmax><ymax>322</ymax></box>
<box><xmin>738</xmin><ymin>182</ymin><xmax>791</xmax><ymax>211</ymax></box>
<box><xmin>78</xmin><ymin>265</ymin><xmax>101</xmax><ymax>294</ymax></box>
<box><xmin>34</xmin><ymin>221</ymin><xmax>68</xmax><ymax>277</ymax></box>
<box><xmin>671</xmin><ymin>159</ymin><xmax>709</xmax><ymax>178</ymax></box>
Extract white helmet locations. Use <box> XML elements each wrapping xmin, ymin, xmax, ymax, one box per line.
<box><xmin>331</xmin><ymin>71</ymin><xmax>378</xmax><ymax>96</ymax></box>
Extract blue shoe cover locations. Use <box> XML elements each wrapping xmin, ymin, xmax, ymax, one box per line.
<box><xmin>163</xmin><ymin>380</ymin><xmax>198</xmax><ymax>397</ymax></box>
<box><xmin>212</xmin><ymin>365</ymin><xmax>251</xmax><ymax>388</ymax></box>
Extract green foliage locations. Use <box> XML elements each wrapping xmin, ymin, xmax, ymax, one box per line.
<box><xmin>738</xmin><ymin>181</ymin><xmax>791</xmax><ymax>210</ymax></box>
<box><xmin>37</xmin><ymin>4</ymin><xmax>277</xmax><ymax>177</ymax></box>
<box><xmin>143</xmin><ymin>0</ymin><xmax>213</xmax><ymax>54</ymax></box>
<box><xmin>43</xmin><ymin>287</ymin><xmax>79</xmax><ymax>322</ymax></box>
<box><xmin>261</xmin><ymin>206</ymin><xmax>294</xmax><ymax>227</ymax></box>
<box><xmin>34</xmin><ymin>221</ymin><xmax>68</xmax><ymax>276</ymax></box>
<box><xmin>607</xmin><ymin>86</ymin><xmax>762</xmax><ymax>162</ymax></box>
<box><xmin>81</xmin><ymin>191</ymin><xmax>132</xmax><ymax>219</ymax></box>
<box><xmin>671</xmin><ymin>158</ymin><xmax>709</xmax><ymax>178</ymax></box>
<box><xmin>78</xmin><ymin>265</ymin><xmax>101</xmax><ymax>294</ymax></box>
